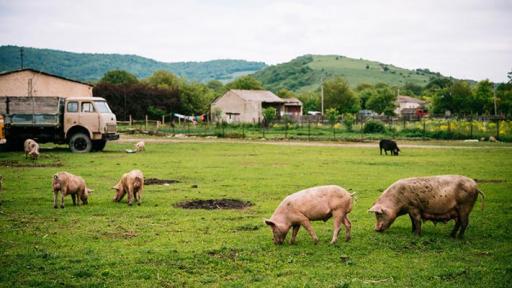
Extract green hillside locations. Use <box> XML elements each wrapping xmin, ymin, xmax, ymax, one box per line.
<box><xmin>0</xmin><ymin>45</ymin><xmax>266</xmax><ymax>82</ymax></box>
<box><xmin>253</xmin><ymin>55</ymin><xmax>445</xmax><ymax>92</ymax></box>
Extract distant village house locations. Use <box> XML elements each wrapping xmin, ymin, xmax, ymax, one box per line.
<box><xmin>0</xmin><ymin>68</ymin><xmax>93</xmax><ymax>98</ymax></box>
<box><xmin>211</xmin><ymin>89</ymin><xmax>303</xmax><ymax>123</ymax></box>
<box><xmin>395</xmin><ymin>95</ymin><xmax>426</xmax><ymax>119</ymax></box>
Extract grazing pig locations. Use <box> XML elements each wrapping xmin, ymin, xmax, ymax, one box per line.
<box><xmin>24</xmin><ymin>139</ymin><xmax>40</xmax><ymax>160</ymax></box>
<box><xmin>135</xmin><ymin>141</ymin><xmax>145</xmax><ymax>152</ymax></box>
<box><xmin>369</xmin><ymin>175</ymin><xmax>484</xmax><ymax>238</ymax></box>
<box><xmin>112</xmin><ymin>169</ymin><xmax>144</xmax><ymax>206</ymax></box>
<box><xmin>52</xmin><ymin>172</ymin><xmax>93</xmax><ymax>208</ymax></box>
<box><xmin>265</xmin><ymin>185</ymin><xmax>353</xmax><ymax>245</ymax></box>
<box><xmin>379</xmin><ymin>139</ymin><xmax>400</xmax><ymax>155</ymax></box>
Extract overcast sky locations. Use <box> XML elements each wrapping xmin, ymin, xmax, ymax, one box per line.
<box><xmin>0</xmin><ymin>0</ymin><xmax>511</xmax><ymax>82</ymax></box>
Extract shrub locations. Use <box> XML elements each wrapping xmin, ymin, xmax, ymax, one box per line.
<box><xmin>363</xmin><ymin>120</ymin><xmax>386</xmax><ymax>133</ymax></box>
<box><xmin>342</xmin><ymin>113</ymin><xmax>355</xmax><ymax>132</ymax></box>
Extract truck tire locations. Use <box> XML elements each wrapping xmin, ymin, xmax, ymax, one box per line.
<box><xmin>69</xmin><ymin>133</ymin><xmax>92</xmax><ymax>153</ymax></box>
<box><xmin>92</xmin><ymin>140</ymin><xmax>107</xmax><ymax>151</ymax></box>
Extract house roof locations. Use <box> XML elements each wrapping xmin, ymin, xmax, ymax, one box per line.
<box><xmin>230</xmin><ymin>89</ymin><xmax>284</xmax><ymax>103</ymax></box>
<box><xmin>282</xmin><ymin>97</ymin><xmax>302</xmax><ymax>106</ymax></box>
<box><xmin>397</xmin><ymin>95</ymin><xmax>425</xmax><ymax>104</ymax></box>
<box><xmin>0</xmin><ymin>68</ymin><xmax>94</xmax><ymax>87</ymax></box>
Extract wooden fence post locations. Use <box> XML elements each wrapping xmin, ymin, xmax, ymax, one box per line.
<box><xmin>162</xmin><ymin>115</ymin><xmax>165</xmax><ymax>126</ymax></box>
<box><xmin>145</xmin><ymin>115</ymin><xmax>148</xmax><ymax>130</ymax></box>
<box><xmin>129</xmin><ymin>115</ymin><xmax>132</xmax><ymax>127</ymax></box>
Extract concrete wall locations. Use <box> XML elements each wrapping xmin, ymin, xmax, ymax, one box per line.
<box><xmin>0</xmin><ymin>70</ymin><xmax>93</xmax><ymax>97</ymax></box>
<box><xmin>211</xmin><ymin>91</ymin><xmax>262</xmax><ymax>123</ymax></box>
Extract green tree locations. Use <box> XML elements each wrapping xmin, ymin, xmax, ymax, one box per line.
<box><xmin>262</xmin><ymin>107</ymin><xmax>277</xmax><ymax>127</ymax></box>
<box><xmin>358</xmin><ymin>87</ymin><xmax>377</xmax><ymax>110</ymax></box>
<box><xmin>180</xmin><ymin>81</ymin><xmax>216</xmax><ymax>115</ymax></box>
<box><xmin>297</xmin><ymin>91</ymin><xmax>320</xmax><ymax>113</ymax></box>
<box><xmin>451</xmin><ymin>80</ymin><xmax>473</xmax><ymax>115</ymax></box>
<box><xmin>277</xmin><ymin>88</ymin><xmax>295</xmax><ymax>99</ymax></box>
<box><xmin>472</xmin><ymin>80</ymin><xmax>494</xmax><ymax>115</ymax></box>
<box><xmin>146</xmin><ymin>70</ymin><xmax>181</xmax><ymax>90</ymax></box>
<box><xmin>323</xmin><ymin>76</ymin><xmax>359</xmax><ymax>113</ymax></box>
<box><xmin>99</xmin><ymin>70</ymin><xmax>138</xmax><ymax>85</ymax></box>
<box><xmin>367</xmin><ymin>86</ymin><xmax>396</xmax><ymax>116</ymax></box>
<box><xmin>225</xmin><ymin>75</ymin><xmax>263</xmax><ymax>90</ymax></box>
<box><xmin>206</xmin><ymin>80</ymin><xmax>224</xmax><ymax>94</ymax></box>
<box><xmin>496</xmin><ymin>82</ymin><xmax>512</xmax><ymax>116</ymax></box>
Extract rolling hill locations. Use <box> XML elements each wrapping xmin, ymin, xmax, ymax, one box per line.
<box><xmin>253</xmin><ymin>55</ymin><xmax>446</xmax><ymax>92</ymax></box>
<box><xmin>0</xmin><ymin>45</ymin><xmax>266</xmax><ymax>83</ymax></box>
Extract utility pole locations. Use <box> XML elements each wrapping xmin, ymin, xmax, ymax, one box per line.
<box><xmin>20</xmin><ymin>47</ymin><xmax>24</xmax><ymax>69</ymax></box>
<box><xmin>320</xmin><ymin>75</ymin><xmax>324</xmax><ymax>115</ymax></box>
<box><xmin>493</xmin><ymin>83</ymin><xmax>497</xmax><ymax>117</ymax></box>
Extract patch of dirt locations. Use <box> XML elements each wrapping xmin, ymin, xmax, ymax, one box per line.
<box><xmin>0</xmin><ymin>160</ymin><xmax>63</xmax><ymax>167</ymax></box>
<box><xmin>144</xmin><ymin>178</ymin><xmax>180</xmax><ymax>185</ymax></box>
<box><xmin>474</xmin><ymin>179</ymin><xmax>506</xmax><ymax>183</ymax></box>
<box><xmin>175</xmin><ymin>199</ymin><xmax>254</xmax><ymax>210</ymax></box>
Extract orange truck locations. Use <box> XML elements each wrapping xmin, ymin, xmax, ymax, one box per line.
<box><xmin>0</xmin><ymin>96</ymin><xmax>119</xmax><ymax>152</ymax></box>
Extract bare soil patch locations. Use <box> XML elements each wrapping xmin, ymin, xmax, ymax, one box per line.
<box><xmin>0</xmin><ymin>160</ymin><xmax>63</xmax><ymax>168</ymax></box>
<box><xmin>144</xmin><ymin>178</ymin><xmax>180</xmax><ymax>185</ymax></box>
<box><xmin>175</xmin><ymin>199</ymin><xmax>254</xmax><ymax>210</ymax></box>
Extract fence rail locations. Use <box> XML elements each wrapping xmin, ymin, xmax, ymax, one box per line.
<box><xmin>117</xmin><ymin>115</ymin><xmax>512</xmax><ymax>142</ymax></box>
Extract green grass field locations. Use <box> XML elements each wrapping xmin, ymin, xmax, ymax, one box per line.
<box><xmin>0</xmin><ymin>140</ymin><xmax>511</xmax><ymax>287</ymax></box>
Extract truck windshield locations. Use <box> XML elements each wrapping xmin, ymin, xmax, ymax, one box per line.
<box><xmin>94</xmin><ymin>101</ymin><xmax>112</xmax><ymax>113</ymax></box>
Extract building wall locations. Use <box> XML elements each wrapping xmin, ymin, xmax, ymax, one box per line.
<box><xmin>395</xmin><ymin>102</ymin><xmax>421</xmax><ymax>115</ymax></box>
<box><xmin>0</xmin><ymin>70</ymin><xmax>93</xmax><ymax>97</ymax></box>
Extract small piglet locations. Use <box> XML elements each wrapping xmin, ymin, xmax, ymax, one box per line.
<box><xmin>112</xmin><ymin>169</ymin><xmax>144</xmax><ymax>206</ymax></box>
<box><xmin>379</xmin><ymin>139</ymin><xmax>400</xmax><ymax>155</ymax></box>
<box><xmin>369</xmin><ymin>175</ymin><xmax>484</xmax><ymax>238</ymax></box>
<box><xmin>135</xmin><ymin>141</ymin><xmax>145</xmax><ymax>152</ymax></box>
<box><xmin>24</xmin><ymin>139</ymin><xmax>40</xmax><ymax>160</ymax></box>
<box><xmin>52</xmin><ymin>172</ymin><xmax>93</xmax><ymax>208</ymax></box>
<box><xmin>265</xmin><ymin>185</ymin><xmax>353</xmax><ymax>245</ymax></box>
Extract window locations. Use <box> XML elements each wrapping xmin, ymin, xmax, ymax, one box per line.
<box><xmin>94</xmin><ymin>101</ymin><xmax>112</xmax><ymax>113</ymax></box>
<box><xmin>67</xmin><ymin>102</ymin><xmax>78</xmax><ymax>112</ymax></box>
<box><xmin>81</xmin><ymin>102</ymin><xmax>95</xmax><ymax>113</ymax></box>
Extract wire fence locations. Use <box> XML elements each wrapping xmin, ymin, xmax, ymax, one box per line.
<box><xmin>117</xmin><ymin>115</ymin><xmax>512</xmax><ymax>142</ymax></box>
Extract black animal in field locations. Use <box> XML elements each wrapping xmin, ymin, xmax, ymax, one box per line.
<box><xmin>379</xmin><ymin>139</ymin><xmax>400</xmax><ymax>155</ymax></box>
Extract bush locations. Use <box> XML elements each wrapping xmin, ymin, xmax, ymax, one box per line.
<box><xmin>363</xmin><ymin>120</ymin><xmax>386</xmax><ymax>133</ymax></box>
<box><xmin>342</xmin><ymin>113</ymin><xmax>355</xmax><ymax>132</ymax></box>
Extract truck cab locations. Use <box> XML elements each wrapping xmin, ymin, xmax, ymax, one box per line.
<box><xmin>64</xmin><ymin>97</ymin><xmax>119</xmax><ymax>152</ymax></box>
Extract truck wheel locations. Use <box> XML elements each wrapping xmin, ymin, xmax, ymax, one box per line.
<box><xmin>69</xmin><ymin>133</ymin><xmax>92</xmax><ymax>153</ymax></box>
<box><xmin>92</xmin><ymin>140</ymin><xmax>107</xmax><ymax>151</ymax></box>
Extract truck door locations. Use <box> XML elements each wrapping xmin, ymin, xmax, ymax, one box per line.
<box><xmin>79</xmin><ymin>101</ymin><xmax>100</xmax><ymax>139</ymax></box>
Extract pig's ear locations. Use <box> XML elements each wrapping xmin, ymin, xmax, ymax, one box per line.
<box><xmin>368</xmin><ymin>204</ymin><xmax>384</xmax><ymax>214</ymax></box>
<box><xmin>264</xmin><ymin>219</ymin><xmax>276</xmax><ymax>227</ymax></box>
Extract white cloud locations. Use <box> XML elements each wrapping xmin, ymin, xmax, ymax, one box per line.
<box><xmin>0</xmin><ymin>0</ymin><xmax>510</xmax><ymax>81</ymax></box>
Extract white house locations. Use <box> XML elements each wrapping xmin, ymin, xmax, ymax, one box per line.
<box><xmin>211</xmin><ymin>89</ymin><xmax>302</xmax><ymax>123</ymax></box>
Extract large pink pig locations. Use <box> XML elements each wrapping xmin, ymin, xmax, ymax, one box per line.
<box><xmin>265</xmin><ymin>185</ymin><xmax>353</xmax><ymax>245</ymax></box>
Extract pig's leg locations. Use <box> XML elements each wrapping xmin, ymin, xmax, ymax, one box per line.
<box><xmin>136</xmin><ymin>190</ymin><xmax>141</xmax><ymax>206</ymax></box>
<box><xmin>60</xmin><ymin>190</ymin><xmax>65</xmax><ymax>209</ymax></box>
<box><xmin>409</xmin><ymin>214</ymin><xmax>417</xmax><ymax>233</ymax></box>
<box><xmin>71</xmin><ymin>194</ymin><xmax>76</xmax><ymax>206</ymax></box>
<box><xmin>458</xmin><ymin>213</ymin><xmax>469</xmax><ymax>239</ymax></box>
<box><xmin>450</xmin><ymin>217</ymin><xmax>461</xmax><ymax>238</ymax></box>
<box><xmin>409</xmin><ymin>210</ymin><xmax>422</xmax><ymax>236</ymax></box>
<box><xmin>290</xmin><ymin>225</ymin><xmax>300</xmax><ymax>244</ymax></box>
<box><xmin>127</xmin><ymin>185</ymin><xmax>133</xmax><ymax>206</ymax></box>
<box><xmin>343</xmin><ymin>215</ymin><xmax>352</xmax><ymax>242</ymax></box>
<box><xmin>53</xmin><ymin>191</ymin><xmax>58</xmax><ymax>209</ymax></box>
<box><xmin>301</xmin><ymin>219</ymin><xmax>319</xmax><ymax>244</ymax></box>
<box><xmin>330</xmin><ymin>212</ymin><xmax>344</xmax><ymax>244</ymax></box>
